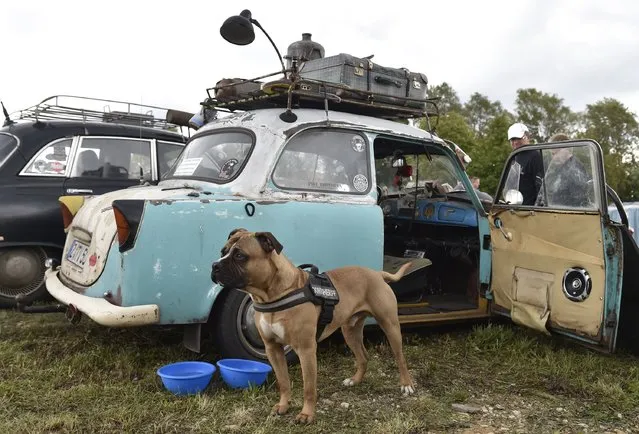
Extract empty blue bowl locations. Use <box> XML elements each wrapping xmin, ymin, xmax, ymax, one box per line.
<box><xmin>157</xmin><ymin>361</ymin><xmax>216</xmax><ymax>395</ymax></box>
<box><xmin>216</xmin><ymin>359</ymin><xmax>273</xmax><ymax>389</ymax></box>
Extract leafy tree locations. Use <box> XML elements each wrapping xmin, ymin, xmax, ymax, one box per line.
<box><xmin>579</xmin><ymin>98</ymin><xmax>639</xmax><ymax>200</ymax></box>
<box><xmin>428</xmin><ymin>82</ymin><xmax>462</xmax><ymax>114</ymax></box>
<box><xmin>581</xmin><ymin>98</ymin><xmax>639</xmax><ymax>158</ymax></box>
<box><xmin>465</xmin><ymin>112</ymin><xmax>515</xmax><ymax>197</ymax></box>
<box><xmin>515</xmin><ymin>88</ymin><xmax>576</xmax><ymax>142</ymax></box>
<box><xmin>420</xmin><ymin>111</ymin><xmax>476</xmax><ymax>153</ymax></box>
<box><xmin>463</xmin><ymin>92</ymin><xmax>506</xmax><ymax>137</ymax></box>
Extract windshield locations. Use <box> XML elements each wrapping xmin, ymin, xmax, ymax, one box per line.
<box><xmin>0</xmin><ymin>133</ymin><xmax>18</xmax><ymax>168</ymax></box>
<box><xmin>164</xmin><ymin>130</ymin><xmax>253</xmax><ymax>182</ymax></box>
<box><xmin>375</xmin><ymin>151</ymin><xmax>463</xmax><ymax>196</ymax></box>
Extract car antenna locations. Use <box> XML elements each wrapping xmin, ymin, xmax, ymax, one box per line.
<box><xmin>1</xmin><ymin>101</ymin><xmax>14</xmax><ymax>127</ymax></box>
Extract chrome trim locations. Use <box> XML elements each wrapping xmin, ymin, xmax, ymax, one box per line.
<box><xmin>65</xmin><ymin>136</ymin><xmax>81</xmax><ymax>177</ymax></box>
<box><xmin>18</xmin><ymin>136</ymin><xmax>75</xmax><ymax>177</ymax></box>
<box><xmin>150</xmin><ymin>139</ymin><xmax>158</xmax><ymax>181</ymax></box>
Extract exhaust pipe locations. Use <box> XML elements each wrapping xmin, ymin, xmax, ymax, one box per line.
<box><xmin>65</xmin><ymin>304</ymin><xmax>82</xmax><ymax>324</ymax></box>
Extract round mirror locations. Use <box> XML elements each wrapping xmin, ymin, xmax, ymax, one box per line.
<box><xmin>504</xmin><ymin>189</ymin><xmax>524</xmax><ymax>205</ymax></box>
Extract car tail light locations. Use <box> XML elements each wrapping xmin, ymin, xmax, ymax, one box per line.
<box><xmin>111</xmin><ymin>200</ymin><xmax>145</xmax><ymax>252</ymax></box>
<box><xmin>58</xmin><ymin>196</ymin><xmax>86</xmax><ymax>232</ymax></box>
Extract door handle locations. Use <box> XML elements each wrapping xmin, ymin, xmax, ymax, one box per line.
<box><xmin>494</xmin><ymin>217</ymin><xmax>513</xmax><ymax>242</ymax></box>
<box><xmin>66</xmin><ymin>188</ymin><xmax>93</xmax><ymax>194</ymax></box>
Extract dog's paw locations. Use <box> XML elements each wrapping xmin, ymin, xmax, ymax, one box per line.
<box><xmin>400</xmin><ymin>384</ymin><xmax>415</xmax><ymax>395</ymax></box>
<box><xmin>342</xmin><ymin>378</ymin><xmax>356</xmax><ymax>387</ymax></box>
<box><xmin>295</xmin><ymin>412</ymin><xmax>314</xmax><ymax>424</ymax></box>
<box><xmin>271</xmin><ymin>403</ymin><xmax>289</xmax><ymax>416</ymax></box>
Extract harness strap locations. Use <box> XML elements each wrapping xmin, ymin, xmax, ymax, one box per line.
<box><xmin>251</xmin><ymin>265</ymin><xmax>339</xmax><ymax>341</ymax></box>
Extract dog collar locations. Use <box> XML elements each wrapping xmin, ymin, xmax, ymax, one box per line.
<box><xmin>252</xmin><ymin>265</ymin><xmax>339</xmax><ymax>341</ymax></box>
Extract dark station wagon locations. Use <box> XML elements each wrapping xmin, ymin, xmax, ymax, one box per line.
<box><xmin>0</xmin><ymin>95</ymin><xmax>192</xmax><ymax>306</ymax></box>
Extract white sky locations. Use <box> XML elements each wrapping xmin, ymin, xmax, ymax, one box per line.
<box><xmin>2</xmin><ymin>0</ymin><xmax>638</xmax><ymax>120</ymax></box>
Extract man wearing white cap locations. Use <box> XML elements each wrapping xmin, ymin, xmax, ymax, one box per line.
<box><xmin>504</xmin><ymin>123</ymin><xmax>544</xmax><ymax>205</ymax></box>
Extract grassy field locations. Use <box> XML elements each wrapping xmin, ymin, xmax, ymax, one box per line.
<box><xmin>1</xmin><ymin>309</ymin><xmax>639</xmax><ymax>434</ymax></box>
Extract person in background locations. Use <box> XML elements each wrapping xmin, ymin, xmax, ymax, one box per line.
<box><xmin>541</xmin><ymin>132</ymin><xmax>593</xmax><ymax>207</ymax></box>
<box><xmin>504</xmin><ymin>123</ymin><xmax>544</xmax><ymax>205</ymax></box>
<box><xmin>470</xmin><ymin>176</ymin><xmax>480</xmax><ymax>190</ymax></box>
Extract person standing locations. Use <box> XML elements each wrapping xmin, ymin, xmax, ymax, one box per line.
<box><xmin>504</xmin><ymin>123</ymin><xmax>544</xmax><ymax>205</ymax></box>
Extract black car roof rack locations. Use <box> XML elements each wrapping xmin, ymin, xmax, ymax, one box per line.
<box><xmin>10</xmin><ymin>95</ymin><xmax>193</xmax><ymax>129</ymax></box>
<box><xmin>203</xmin><ymin>70</ymin><xmax>440</xmax><ymax>128</ymax></box>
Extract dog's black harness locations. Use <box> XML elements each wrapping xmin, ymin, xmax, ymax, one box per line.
<box><xmin>252</xmin><ymin>264</ymin><xmax>339</xmax><ymax>341</ymax></box>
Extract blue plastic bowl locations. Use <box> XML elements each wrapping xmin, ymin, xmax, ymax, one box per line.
<box><xmin>216</xmin><ymin>359</ymin><xmax>273</xmax><ymax>389</ymax></box>
<box><xmin>157</xmin><ymin>361</ymin><xmax>216</xmax><ymax>395</ymax></box>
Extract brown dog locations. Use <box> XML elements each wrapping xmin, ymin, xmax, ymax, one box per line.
<box><xmin>211</xmin><ymin>228</ymin><xmax>415</xmax><ymax>423</ymax></box>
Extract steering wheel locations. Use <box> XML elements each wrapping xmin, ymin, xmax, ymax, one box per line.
<box><xmin>607</xmin><ymin>184</ymin><xmax>629</xmax><ymax>228</ymax></box>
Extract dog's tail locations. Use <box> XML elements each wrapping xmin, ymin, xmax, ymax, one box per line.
<box><xmin>380</xmin><ymin>262</ymin><xmax>413</xmax><ymax>283</ymax></box>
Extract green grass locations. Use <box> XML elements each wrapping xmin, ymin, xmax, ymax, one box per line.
<box><xmin>1</xmin><ymin>310</ymin><xmax>639</xmax><ymax>433</ymax></box>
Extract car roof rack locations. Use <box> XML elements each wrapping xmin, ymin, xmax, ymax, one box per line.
<box><xmin>202</xmin><ymin>70</ymin><xmax>440</xmax><ymax>129</ymax></box>
<box><xmin>10</xmin><ymin>95</ymin><xmax>194</xmax><ymax>130</ymax></box>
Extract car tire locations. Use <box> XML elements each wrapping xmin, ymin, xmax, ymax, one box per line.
<box><xmin>210</xmin><ymin>288</ymin><xmax>298</xmax><ymax>363</ymax></box>
<box><xmin>0</xmin><ymin>246</ymin><xmax>48</xmax><ymax>307</ymax></box>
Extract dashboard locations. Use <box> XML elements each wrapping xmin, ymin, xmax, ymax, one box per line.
<box><xmin>381</xmin><ymin>195</ymin><xmax>479</xmax><ymax>227</ymax></box>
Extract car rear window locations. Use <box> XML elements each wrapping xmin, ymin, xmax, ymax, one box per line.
<box><xmin>0</xmin><ymin>133</ymin><xmax>18</xmax><ymax>168</ymax></box>
<box><xmin>165</xmin><ymin>130</ymin><xmax>254</xmax><ymax>183</ymax></box>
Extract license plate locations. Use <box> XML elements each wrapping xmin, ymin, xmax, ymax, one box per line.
<box><xmin>66</xmin><ymin>239</ymin><xmax>90</xmax><ymax>268</ymax></box>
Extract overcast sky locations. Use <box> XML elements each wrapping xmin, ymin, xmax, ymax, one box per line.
<box><xmin>2</xmin><ymin>0</ymin><xmax>638</xmax><ymax>121</ymax></box>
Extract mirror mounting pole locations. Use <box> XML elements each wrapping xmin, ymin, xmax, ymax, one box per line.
<box><xmin>251</xmin><ymin>19</ymin><xmax>286</xmax><ymax>75</ymax></box>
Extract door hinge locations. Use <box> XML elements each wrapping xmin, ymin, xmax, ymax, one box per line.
<box><xmin>480</xmin><ymin>283</ymin><xmax>492</xmax><ymax>300</ymax></box>
<box><xmin>482</xmin><ymin>235</ymin><xmax>491</xmax><ymax>250</ymax></box>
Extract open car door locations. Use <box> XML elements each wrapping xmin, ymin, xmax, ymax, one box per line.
<box><xmin>488</xmin><ymin>139</ymin><xmax>623</xmax><ymax>352</ymax></box>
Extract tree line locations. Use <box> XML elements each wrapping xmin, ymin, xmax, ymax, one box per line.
<box><xmin>417</xmin><ymin>84</ymin><xmax>639</xmax><ymax>201</ymax></box>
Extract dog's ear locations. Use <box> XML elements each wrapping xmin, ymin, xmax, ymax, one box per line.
<box><xmin>228</xmin><ymin>228</ymin><xmax>248</xmax><ymax>240</ymax></box>
<box><xmin>254</xmin><ymin>232</ymin><xmax>283</xmax><ymax>254</ymax></box>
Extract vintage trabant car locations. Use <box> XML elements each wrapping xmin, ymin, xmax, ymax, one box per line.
<box><xmin>42</xmin><ymin>87</ymin><xmax>639</xmax><ymax>360</ymax></box>
<box><xmin>0</xmin><ymin>96</ymin><xmax>191</xmax><ymax>306</ymax></box>
<box><xmin>41</xmin><ymin>10</ymin><xmax>638</xmax><ymax>358</ymax></box>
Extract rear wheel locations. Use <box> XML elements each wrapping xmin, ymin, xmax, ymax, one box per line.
<box><xmin>0</xmin><ymin>246</ymin><xmax>48</xmax><ymax>306</ymax></box>
<box><xmin>210</xmin><ymin>288</ymin><xmax>297</xmax><ymax>363</ymax></box>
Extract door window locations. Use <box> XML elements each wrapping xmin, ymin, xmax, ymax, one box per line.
<box><xmin>272</xmin><ymin>129</ymin><xmax>370</xmax><ymax>194</ymax></box>
<box><xmin>157</xmin><ymin>141</ymin><xmax>184</xmax><ymax>179</ymax></box>
<box><xmin>71</xmin><ymin>137</ymin><xmax>152</xmax><ymax>180</ymax></box>
<box><xmin>20</xmin><ymin>138</ymin><xmax>73</xmax><ymax>176</ymax></box>
<box><xmin>497</xmin><ymin>143</ymin><xmax>600</xmax><ymax>210</ymax></box>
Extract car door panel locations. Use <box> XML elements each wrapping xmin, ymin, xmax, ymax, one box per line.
<box><xmin>489</xmin><ymin>140</ymin><xmax>621</xmax><ymax>352</ymax></box>
<box><xmin>490</xmin><ymin>210</ymin><xmax>606</xmax><ymax>339</ymax></box>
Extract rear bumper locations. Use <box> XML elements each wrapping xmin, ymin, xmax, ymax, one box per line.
<box><xmin>45</xmin><ymin>268</ymin><xmax>160</xmax><ymax>327</ymax></box>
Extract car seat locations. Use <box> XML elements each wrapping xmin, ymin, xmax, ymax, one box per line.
<box><xmin>76</xmin><ymin>150</ymin><xmax>102</xmax><ymax>177</ymax></box>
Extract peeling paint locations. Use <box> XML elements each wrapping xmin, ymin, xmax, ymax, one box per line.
<box><xmin>153</xmin><ymin>258</ymin><xmax>162</xmax><ymax>277</ymax></box>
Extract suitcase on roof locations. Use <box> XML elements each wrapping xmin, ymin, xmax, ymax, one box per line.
<box><xmin>298</xmin><ymin>54</ymin><xmax>428</xmax><ymax>109</ymax></box>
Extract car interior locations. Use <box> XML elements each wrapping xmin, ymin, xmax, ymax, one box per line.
<box><xmin>375</xmin><ymin>137</ymin><xmax>481</xmax><ymax>313</ymax></box>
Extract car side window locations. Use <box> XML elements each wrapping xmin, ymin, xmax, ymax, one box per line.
<box><xmin>157</xmin><ymin>141</ymin><xmax>184</xmax><ymax>179</ymax></box>
<box><xmin>272</xmin><ymin>129</ymin><xmax>370</xmax><ymax>194</ymax></box>
<box><xmin>0</xmin><ymin>133</ymin><xmax>18</xmax><ymax>168</ymax></box>
<box><xmin>498</xmin><ymin>143</ymin><xmax>600</xmax><ymax>210</ymax></box>
<box><xmin>21</xmin><ymin>138</ymin><xmax>73</xmax><ymax>176</ymax></box>
<box><xmin>72</xmin><ymin>137</ymin><xmax>152</xmax><ymax>180</ymax></box>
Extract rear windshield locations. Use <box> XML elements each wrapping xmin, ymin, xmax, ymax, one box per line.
<box><xmin>164</xmin><ymin>130</ymin><xmax>254</xmax><ymax>183</ymax></box>
<box><xmin>0</xmin><ymin>133</ymin><xmax>18</xmax><ymax>168</ymax></box>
